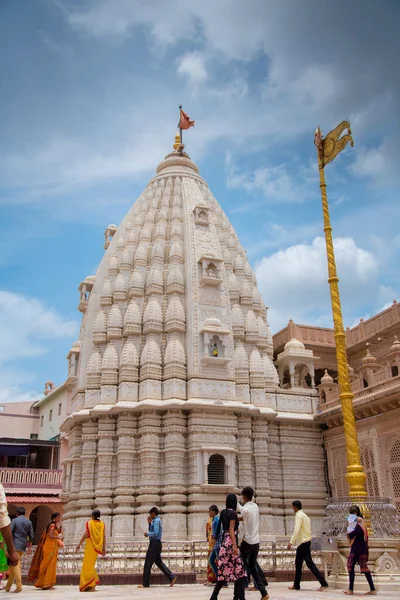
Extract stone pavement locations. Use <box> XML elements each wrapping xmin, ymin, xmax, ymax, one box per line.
<box><xmin>6</xmin><ymin>583</ymin><xmax>398</xmax><ymax>600</ymax></box>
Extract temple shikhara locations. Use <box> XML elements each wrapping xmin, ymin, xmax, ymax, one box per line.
<box><xmin>60</xmin><ymin>137</ymin><xmax>328</xmax><ymax>542</ymax></box>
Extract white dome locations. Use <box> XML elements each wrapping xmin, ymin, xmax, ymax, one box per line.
<box><xmin>321</xmin><ymin>369</ymin><xmax>334</xmax><ymax>384</ymax></box>
<box><xmin>284</xmin><ymin>338</ymin><xmax>306</xmax><ymax>351</ymax></box>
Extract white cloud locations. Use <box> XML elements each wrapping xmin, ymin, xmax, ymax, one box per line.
<box><xmin>255</xmin><ymin>237</ymin><xmax>397</xmax><ymax>332</ymax></box>
<box><xmin>0</xmin><ymin>386</ymin><xmax>42</xmax><ymax>405</ymax></box>
<box><xmin>0</xmin><ymin>291</ymin><xmax>78</xmax><ymax>402</ymax></box>
<box><xmin>177</xmin><ymin>52</ymin><xmax>208</xmax><ymax>85</ymax></box>
<box><xmin>226</xmin><ymin>153</ymin><xmax>315</xmax><ymax>204</ymax></box>
<box><xmin>349</xmin><ymin>136</ymin><xmax>399</xmax><ymax>187</ymax></box>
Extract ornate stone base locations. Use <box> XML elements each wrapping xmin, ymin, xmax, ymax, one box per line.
<box><xmin>329</xmin><ymin>539</ymin><xmax>400</xmax><ymax>592</ymax></box>
<box><xmin>324</xmin><ymin>497</ymin><xmax>400</xmax><ymax>592</ymax></box>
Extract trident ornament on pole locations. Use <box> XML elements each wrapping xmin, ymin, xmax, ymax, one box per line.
<box><xmin>314</xmin><ymin>121</ymin><xmax>367</xmax><ymax>498</ymax></box>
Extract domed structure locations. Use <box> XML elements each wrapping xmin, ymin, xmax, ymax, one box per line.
<box><xmin>284</xmin><ymin>338</ymin><xmax>305</xmax><ymax>351</ymax></box>
<box><xmin>61</xmin><ymin>138</ymin><xmax>327</xmax><ymax>543</ymax></box>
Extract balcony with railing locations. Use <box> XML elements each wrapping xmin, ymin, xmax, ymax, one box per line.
<box><xmin>316</xmin><ymin>371</ymin><xmax>400</xmax><ymax>419</ymax></box>
<box><xmin>0</xmin><ymin>468</ymin><xmax>62</xmax><ymax>493</ymax></box>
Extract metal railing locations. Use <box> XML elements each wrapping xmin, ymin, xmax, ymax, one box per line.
<box><xmin>324</xmin><ymin>496</ymin><xmax>400</xmax><ymax>538</ymax></box>
<box><xmin>20</xmin><ymin>540</ymin><xmax>327</xmax><ymax>575</ymax></box>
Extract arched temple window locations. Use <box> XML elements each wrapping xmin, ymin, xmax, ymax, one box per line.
<box><xmin>390</xmin><ymin>440</ymin><xmax>400</xmax><ymax>512</ymax></box>
<box><xmin>391</xmin><ymin>365</ymin><xmax>399</xmax><ymax>377</ymax></box>
<box><xmin>208</xmin><ymin>454</ymin><xmax>226</xmax><ymax>485</ymax></box>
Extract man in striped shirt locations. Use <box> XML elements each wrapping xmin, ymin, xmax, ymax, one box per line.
<box><xmin>139</xmin><ymin>507</ymin><xmax>177</xmax><ymax>588</ymax></box>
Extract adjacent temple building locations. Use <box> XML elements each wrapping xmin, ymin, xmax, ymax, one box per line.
<box><xmin>60</xmin><ymin>137</ymin><xmax>400</xmax><ymax>544</ymax></box>
<box><xmin>274</xmin><ymin>309</ymin><xmax>400</xmax><ymax>512</ymax></box>
<box><xmin>60</xmin><ymin>138</ymin><xmax>327</xmax><ymax>542</ymax></box>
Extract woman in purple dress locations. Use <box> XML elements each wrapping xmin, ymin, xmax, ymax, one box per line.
<box><xmin>343</xmin><ymin>505</ymin><xmax>376</xmax><ymax>596</ymax></box>
<box><xmin>209</xmin><ymin>493</ymin><xmax>247</xmax><ymax>600</ymax></box>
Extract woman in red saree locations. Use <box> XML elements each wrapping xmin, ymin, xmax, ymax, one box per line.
<box><xmin>76</xmin><ymin>510</ymin><xmax>106</xmax><ymax>592</ymax></box>
<box><xmin>28</xmin><ymin>512</ymin><xmax>63</xmax><ymax>590</ymax></box>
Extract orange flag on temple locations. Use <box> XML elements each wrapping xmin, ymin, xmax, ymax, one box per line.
<box><xmin>179</xmin><ymin>108</ymin><xmax>195</xmax><ymax>130</ymax></box>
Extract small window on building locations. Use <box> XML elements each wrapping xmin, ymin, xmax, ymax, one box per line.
<box><xmin>391</xmin><ymin>365</ymin><xmax>399</xmax><ymax>377</ymax></box>
<box><xmin>207</xmin><ymin>454</ymin><xmax>226</xmax><ymax>485</ymax></box>
<box><xmin>40</xmin><ymin>415</ymin><xmax>44</xmax><ymax>427</ymax></box>
<box><xmin>58</xmin><ymin>403</ymin><xmax>62</xmax><ymax>416</ymax></box>
<box><xmin>0</xmin><ymin>406</ymin><xmax>4</xmax><ymax>413</ymax></box>
<box><xmin>30</xmin><ymin>433</ymin><xmax>38</xmax><ymax>440</ymax></box>
<box><xmin>363</xmin><ymin>378</ymin><xmax>369</xmax><ymax>388</ymax></box>
<box><xmin>49</xmin><ymin>409</ymin><xmax>53</xmax><ymax>422</ymax></box>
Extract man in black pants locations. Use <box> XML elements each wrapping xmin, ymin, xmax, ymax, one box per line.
<box><xmin>287</xmin><ymin>500</ymin><xmax>328</xmax><ymax>591</ymax></box>
<box><xmin>138</xmin><ymin>507</ymin><xmax>177</xmax><ymax>589</ymax></box>
<box><xmin>239</xmin><ymin>487</ymin><xmax>269</xmax><ymax>600</ymax></box>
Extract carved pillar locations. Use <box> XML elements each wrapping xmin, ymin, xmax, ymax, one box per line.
<box><xmin>94</xmin><ymin>416</ymin><xmax>115</xmax><ymax>535</ymax></box>
<box><xmin>237</xmin><ymin>415</ymin><xmax>254</xmax><ymax>489</ymax></box>
<box><xmin>252</xmin><ymin>418</ymin><xmax>272</xmax><ymax>535</ymax></box>
<box><xmin>161</xmin><ymin>410</ymin><xmax>187</xmax><ymax>539</ymax></box>
<box><xmin>112</xmin><ymin>414</ymin><xmax>137</xmax><ymax>541</ymax></box>
<box><xmin>135</xmin><ymin>411</ymin><xmax>161</xmax><ymax>538</ymax></box>
<box><xmin>77</xmin><ymin>419</ymin><xmax>98</xmax><ymax>540</ymax></box>
<box><xmin>62</xmin><ymin>423</ymin><xmax>82</xmax><ymax>542</ymax></box>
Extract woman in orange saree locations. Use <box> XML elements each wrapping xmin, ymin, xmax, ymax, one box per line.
<box><xmin>76</xmin><ymin>510</ymin><xmax>106</xmax><ymax>592</ymax></box>
<box><xmin>28</xmin><ymin>512</ymin><xmax>63</xmax><ymax>590</ymax></box>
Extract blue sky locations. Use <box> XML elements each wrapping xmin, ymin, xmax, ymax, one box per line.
<box><xmin>1</xmin><ymin>0</ymin><xmax>399</xmax><ymax>403</ymax></box>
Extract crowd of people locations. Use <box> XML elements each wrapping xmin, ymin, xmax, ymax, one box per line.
<box><xmin>0</xmin><ymin>481</ymin><xmax>377</xmax><ymax>595</ymax></box>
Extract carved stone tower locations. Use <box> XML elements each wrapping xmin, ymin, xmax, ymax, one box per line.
<box><xmin>62</xmin><ymin>139</ymin><xmax>327</xmax><ymax>542</ymax></box>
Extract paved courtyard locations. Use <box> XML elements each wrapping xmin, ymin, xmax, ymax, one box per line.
<box><xmin>6</xmin><ymin>583</ymin><xmax>398</xmax><ymax>599</ymax></box>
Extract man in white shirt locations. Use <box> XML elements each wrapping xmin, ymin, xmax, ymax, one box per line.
<box><xmin>239</xmin><ymin>487</ymin><xmax>269</xmax><ymax>600</ymax></box>
<box><xmin>287</xmin><ymin>500</ymin><xmax>328</xmax><ymax>591</ymax></box>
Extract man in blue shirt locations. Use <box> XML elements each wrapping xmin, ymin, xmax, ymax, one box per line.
<box><xmin>5</xmin><ymin>507</ymin><xmax>34</xmax><ymax>593</ymax></box>
<box><xmin>139</xmin><ymin>507</ymin><xmax>177</xmax><ymax>588</ymax></box>
<box><xmin>208</xmin><ymin>505</ymin><xmax>220</xmax><ymax>579</ymax></box>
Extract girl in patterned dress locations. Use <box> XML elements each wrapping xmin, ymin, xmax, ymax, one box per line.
<box><xmin>209</xmin><ymin>493</ymin><xmax>247</xmax><ymax>600</ymax></box>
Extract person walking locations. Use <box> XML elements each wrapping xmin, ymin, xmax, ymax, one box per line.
<box><xmin>209</xmin><ymin>493</ymin><xmax>247</xmax><ymax>600</ymax></box>
<box><xmin>76</xmin><ymin>509</ymin><xmax>106</xmax><ymax>592</ymax></box>
<box><xmin>209</xmin><ymin>505</ymin><xmax>222</xmax><ymax>584</ymax></box>
<box><xmin>287</xmin><ymin>500</ymin><xmax>328</xmax><ymax>592</ymax></box>
<box><xmin>138</xmin><ymin>507</ymin><xmax>177</xmax><ymax>589</ymax></box>
<box><xmin>205</xmin><ymin>505</ymin><xmax>219</xmax><ymax>585</ymax></box>
<box><xmin>239</xmin><ymin>487</ymin><xmax>269</xmax><ymax>600</ymax></box>
<box><xmin>28</xmin><ymin>512</ymin><xmax>63</xmax><ymax>590</ymax></box>
<box><xmin>5</xmin><ymin>507</ymin><xmax>34</xmax><ymax>594</ymax></box>
<box><xmin>343</xmin><ymin>505</ymin><xmax>376</xmax><ymax>596</ymax></box>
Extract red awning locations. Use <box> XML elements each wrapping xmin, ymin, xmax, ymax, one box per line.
<box><xmin>6</xmin><ymin>495</ymin><xmax>62</xmax><ymax>504</ymax></box>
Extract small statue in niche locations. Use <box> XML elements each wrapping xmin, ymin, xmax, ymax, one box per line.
<box><xmin>198</xmin><ymin>209</ymin><xmax>208</xmax><ymax>222</ymax></box>
<box><xmin>206</xmin><ymin>263</ymin><xmax>217</xmax><ymax>278</ymax></box>
<box><xmin>212</xmin><ymin>342</ymin><xmax>219</xmax><ymax>357</ymax></box>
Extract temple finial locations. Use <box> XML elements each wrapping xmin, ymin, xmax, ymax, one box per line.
<box><xmin>173</xmin><ymin>131</ymin><xmax>181</xmax><ymax>150</ymax></box>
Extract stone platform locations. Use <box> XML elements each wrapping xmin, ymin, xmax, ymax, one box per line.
<box><xmin>11</xmin><ymin>583</ymin><xmax>400</xmax><ymax>600</ymax></box>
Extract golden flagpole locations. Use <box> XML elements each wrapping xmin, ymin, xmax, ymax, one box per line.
<box><xmin>314</xmin><ymin>122</ymin><xmax>367</xmax><ymax>498</ymax></box>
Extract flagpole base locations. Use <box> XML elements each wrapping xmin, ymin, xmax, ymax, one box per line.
<box><xmin>323</xmin><ymin>497</ymin><xmax>400</xmax><ymax>592</ymax></box>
